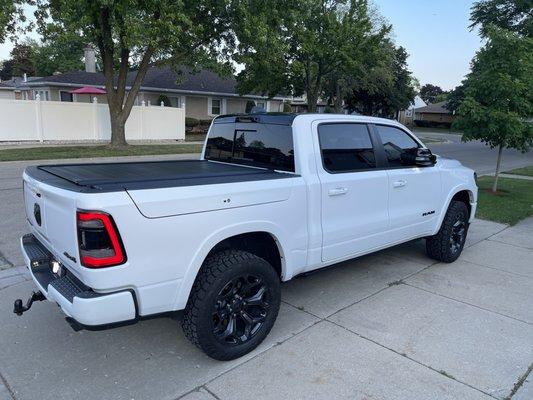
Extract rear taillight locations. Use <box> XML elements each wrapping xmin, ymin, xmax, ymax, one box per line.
<box><xmin>77</xmin><ymin>211</ymin><xmax>126</xmax><ymax>268</ymax></box>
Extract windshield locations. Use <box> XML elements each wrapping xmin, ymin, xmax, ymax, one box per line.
<box><xmin>204</xmin><ymin>122</ymin><xmax>295</xmax><ymax>172</ymax></box>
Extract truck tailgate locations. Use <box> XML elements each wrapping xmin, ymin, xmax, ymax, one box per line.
<box><xmin>24</xmin><ymin>173</ymin><xmax>79</xmax><ymax>271</ymax></box>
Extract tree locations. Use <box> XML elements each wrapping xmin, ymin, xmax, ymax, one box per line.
<box><xmin>454</xmin><ymin>28</ymin><xmax>533</xmax><ymax>192</ymax></box>
<box><xmin>0</xmin><ymin>59</ymin><xmax>14</xmax><ymax>80</ymax></box>
<box><xmin>470</xmin><ymin>0</ymin><xmax>533</xmax><ymax>38</ymax></box>
<box><xmin>345</xmin><ymin>43</ymin><xmax>416</xmax><ymax>117</ymax></box>
<box><xmin>434</xmin><ymin>92</ymin><xmax>450</xmax><ymax>103</ymax></box>
<box><xmin>9</xmin><ymin>40</ymin><xmax>37</xmax><ymax>77</ymax></box>
<box><xmin>35</xmin><ymin>0</ymin><xmax>235</xmax><ymax>147</ymax></box>
<box><xmin>0</xmin><ymin>0</ymin><xmax>28</xmax><ymax>44</ymax></box>
<box><xmin>445</xmin><ymin>84</ymin><xmax>465</xmax><ymax>113</ymax></box>
<box><xmin>234</xmin><ymin>0</ymin><xmax>389</xmax><ymax>112</ymax></box>
<box><xmin>32</xmin><ymin>25</ymin><xmax>85</xmax><ymax>76</ymax></box>
<box><xmin>419</xmin><ymin>83</ymin><xmax>444</xmax><ymax>104</ymax></box>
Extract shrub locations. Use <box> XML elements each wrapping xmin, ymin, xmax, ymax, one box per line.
<box><xmin>157</xmin><ymin>94</ymin><xmax>171</xmax><ymax>107</ymax></box>
<box><xmin>185</xmin><ymin>117</ymin><xmax>200</xmax><ymax>127</ymax></box>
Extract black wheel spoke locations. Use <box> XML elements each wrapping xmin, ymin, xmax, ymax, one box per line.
<box><xmin>212</xmin><ymin>273</ymin><xmax>270</xmax><ymax>346</ymax></box>
<box><xmin>219</xmin><ymin>315</ymin><xmax>236</xmax><ymax>340</ymax></box>
<box><xmin>450</xmin><ymin>219</ymin><xmax>466</xmax><ymax>253</ymax></box>
<box><xmin>243</xmin><ymin>285</ymin><xmax>266</xmax><ymax>306</ymax></box>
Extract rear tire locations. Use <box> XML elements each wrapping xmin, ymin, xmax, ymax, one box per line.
<box><xmin>182</xmin><ymin>249</ymin><xmax>281</xmax><ymax>360</ymax></box>
<box><xmin>426</xmin><ymin>201</ymin><xmax>469</xmax><ymax>263</ymax></box>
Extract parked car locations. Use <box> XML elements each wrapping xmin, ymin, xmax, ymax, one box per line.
<box><xmin>15</xmin><ymin>113</ymin><xmax>477</xmax><ymax>360</ymax></box>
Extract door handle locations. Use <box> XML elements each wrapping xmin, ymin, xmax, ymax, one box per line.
<box><xmin>328</xmin><ymin>187</ymin><xmax>348</xmax><ymax>196</ymax></box>
<box><xmin>392</xmin><ymin>180</ymin><xmax>407</xmax><ymax>188</ymax></box>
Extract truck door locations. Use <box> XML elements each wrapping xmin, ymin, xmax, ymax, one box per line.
<box><xmin>316</xmin><ymin>122</ymin><xmax>389</xmax><ymax>262</ymax></box>
<box><xmin>372</xmin><ymin>124</ymin><xmax>441</xmax><ymax>239</ymax></box>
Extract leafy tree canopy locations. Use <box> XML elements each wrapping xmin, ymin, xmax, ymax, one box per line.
<box><xmin>32</xmin><ymin>25</ymin><xmax>85</xmax><ymax>76</ymax></box>
<box><xmin>0</xmin><ymin>0</ymin><xmax>29</xmax><ymax>44</ymax></box>
<box><xmin>7</xmin><ymin>39</ymin><xmax>37</xmax><ymax>77</ymax></box>
<box><xmin>234</xmin><ymin>0</ymin><xmax>390</xmax><ymax>112</ymax></box>
<box><xmin>470</xmin><ymin>0</ymin><xmax>533</xmax><ymax>38</ymax></box>
<box><xmin>454</xmin><ymin>27</ymin><xmax>533</xmax><ymax>191</ymax></box>
<box><xmin>419</xmin><ymin>83</ymin><xmax>444</xmax><ymax>104</ymax></box>
<box><xmin>345</xmin><ymin>43</ymin><xmax>416</xmax><ymax>117</ymax></box>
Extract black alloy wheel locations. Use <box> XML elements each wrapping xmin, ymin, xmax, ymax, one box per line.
<box><xmin>212</xmin><ymin>274</ymin><xmax>270</xmax><ymax>345</ymax></box>
<box><xmin>182</xmin><ymin>249</ymin><xmax>281</xmax><ymax>360</ymax></box>
<box><xmin>450</xmin><ymin>219</ymin><xmax>467</xmax><ymax>254</ymax></box>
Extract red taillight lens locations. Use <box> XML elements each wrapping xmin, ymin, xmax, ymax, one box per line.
<box><xmin>77</xmin><ymin>211</ymin><xmax>125</xmax><ymax>268</ymax></box>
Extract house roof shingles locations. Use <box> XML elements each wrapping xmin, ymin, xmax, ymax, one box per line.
<box><xmin>21</xmin><ymin>66</ymin><xmax>270</xmax><ymax>98</ymax></box>
<box><xmin>415</xmin><ymin>101</ymin><xmax>451</xmax><ymax>114</ymax></box>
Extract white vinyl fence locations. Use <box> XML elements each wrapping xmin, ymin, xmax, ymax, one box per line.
<box><xmin>0</xmin><ymin>98</ymin><xmax>185</xmax><ymax>142</ymax></box>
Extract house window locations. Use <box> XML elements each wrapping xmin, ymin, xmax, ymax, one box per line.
<box><xmin>33</xmin><ymin>90</ymin><xmax>50</xmax><ymax>101</ymax></box>
<box><xmin>211</xmin><ymin>98</ymin><xmax>221</xmax><ymax>115</ymax></box>
<box><xmin>60</xmin><ymin>91</ymin><xmax>73</xmax><ymax>102</ymax></box>
<box><xmin>169</xmin><ymin>96</ymin><xmax>181</xmax><ymax>107</ymax></box>
<box><xmin>22</xmin><ymin>91</ymin><xmax>29</xmax><ymax>100</ymax></box>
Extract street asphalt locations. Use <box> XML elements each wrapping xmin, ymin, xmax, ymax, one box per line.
<box><xmin>0</xmin><ymin>139</ymin><xmax>532</xmax><ymax>400</ymax></box>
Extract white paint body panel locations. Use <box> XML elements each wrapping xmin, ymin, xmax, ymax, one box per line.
<box><xmin>22</xmin><ymin>114</ymin><xmax>477</xmax><ymax>325</ymax></box>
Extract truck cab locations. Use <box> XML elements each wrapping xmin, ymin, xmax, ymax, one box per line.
<box><xmin>16</xmin><ymin>113</ymin><xmax>477</xmax><ymax>360</ymax></box>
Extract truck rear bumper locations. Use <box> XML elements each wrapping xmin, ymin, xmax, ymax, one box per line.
<box><xmin>20</xmin><ymin>234</ymin><xmax>137</xmax><ymax>326</ymax></box>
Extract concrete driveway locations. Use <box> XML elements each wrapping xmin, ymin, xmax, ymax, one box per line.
<box><xmin>0</xmin><ymin>155</ymin><xmax>532</xmax><ymax>400</ymax></box>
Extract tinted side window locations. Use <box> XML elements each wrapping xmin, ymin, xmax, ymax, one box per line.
<box><xmin>233</xmin><ymin>126</ymin><xmax>294</xmax><ymax>171</ymax></box>
<box><xmin>205</xmin><ymin>123</ymin><xmax>295</xmax><ymax>171</ymax></box>
<box><xmin>204</xmin><ymin>123</ymin><xmax>235</xmax><ymax>161</ymax></box>
<box><xmin>318</xmin><ymin>123</ymin><xmax>376</xmax><ymax>172</ymax></box>
<box><xmin>376</xmin><ymin>125</ymin><xmax>420</xmax><ymax>167</ymax></box>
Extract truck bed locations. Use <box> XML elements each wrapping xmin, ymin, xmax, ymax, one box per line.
<box><xmin>25</xmin><ymin>159</ymin><xmax>296</xmax><ymax>192</ymax></box>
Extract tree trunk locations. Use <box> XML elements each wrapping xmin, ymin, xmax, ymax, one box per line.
<box><xmin>492</xmin><ymin>144</ymin><xmax>503</xmax><ymax>193</ymax></box>
<box><xmin>307</xmin><ymin>90</ymin><xmax>318</xmax><ymax>113</ymax></box>
<box><xmin>333</xmin><ymin>81</ymin><xmax>343</xmax><ymax>113</ymax></box>
<box><xmin>110</xmin><ymin>113</ymin><xmax>127</xmax><ymax>147</ymax></box>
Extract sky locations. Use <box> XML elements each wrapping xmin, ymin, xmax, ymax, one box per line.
<box><xmin>374</xmin><ymin>0</ymin><xmax>483</xmax><ymax>90</ymax></box>
<box><xmin>1</xmin><ymin>1</ymin><xmax>483</xmax><ymax>91</ymax></box>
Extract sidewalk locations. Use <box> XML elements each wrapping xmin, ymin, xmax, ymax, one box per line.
<box><xmin>1</xmin><ymin>217</ymin><xmax>531</xmax><ymax>400</ymax></box>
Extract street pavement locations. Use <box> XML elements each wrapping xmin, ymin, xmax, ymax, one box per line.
<box><xmin>0</xmin><ymin>147</ymin><xmax>532</xmax><ymax>400</ymax></box>
<box><xmin>414</xmin><ymin>130</ymin><xmax>533</xmax><ymax>174</ymax></box>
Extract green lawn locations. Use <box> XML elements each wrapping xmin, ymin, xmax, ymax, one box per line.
<box><xmin>185</xmin><ymin>133</ymin><xmax>207</xmax><ymax>142</ymax></box>
<box><xmin>476</xmin><ymin>176</ymin><xmax>533</xmax><ymax>225</ymax></box>
<box><xmin>505</xmin><ymin>165</ymin><xmax>533</xmax><ymax>177</ymax></box>
<box><xmin>411</xmin><ymin>126</ymin><xmax>463</xmax><ymax>135</ymax></box>
<box><xmin>0</xmin><ymin>144</ymin><xmax>203</xmax><ymax>162</ymax></box>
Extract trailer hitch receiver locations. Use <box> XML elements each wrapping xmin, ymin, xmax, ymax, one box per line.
<box><xmin>13</xmin><ymin>291</ymin><xmax>45</xmax><ymax>316</ymax></box>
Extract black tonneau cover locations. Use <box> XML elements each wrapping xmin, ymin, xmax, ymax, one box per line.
<box><xmin>26</xmin><ymin>160</ymin><xmax>296</xmax><ymax>193</ymax></box>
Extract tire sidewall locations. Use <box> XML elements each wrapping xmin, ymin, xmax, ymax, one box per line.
<box><xmin>195</xmin><ymin>254</ymin><xmax>281</xmax><ymax>359</ymax></box>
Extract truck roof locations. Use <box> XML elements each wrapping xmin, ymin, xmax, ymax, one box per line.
<box><xmin>214</xmin><ymin>112</ymin><xmax>404</xmax><ymax>128</ymax></box>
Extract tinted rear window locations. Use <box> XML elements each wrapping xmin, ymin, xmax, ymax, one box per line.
<box><xmin>205</xmin><ymin>123</ymin><xmax>295</xmax><ymax>172</ymax></box>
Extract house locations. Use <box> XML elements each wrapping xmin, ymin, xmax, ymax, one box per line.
<box><xmin>14</xmin><ymin>49</ymin><xmax>289</xmax><ymax>120</ymax></box>
<box><xmin>290</xmin><ymin>97</ymin><xmax>328</xmax><ymax>113</ymax></box>
<box><xmin>0</xmin><ymin>75</ymin><xmax>41</xmax><ymax>100</ymax></box>
<box><xmin>413</xmin><ymin>101</ymin><xmax>456</xmax><ymax>128</ymax></box>
<box><xmin>397</xmin><ymin>95</ymin><xmax>426</xmax><ymax>126</ymax></box>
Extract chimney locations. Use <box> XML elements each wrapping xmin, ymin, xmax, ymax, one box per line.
<box><xmin>23</xmin><ymin>73</ymin><xmax>27</xmax><ymax>82</ymax></box>
<box><xmin>84</xmin><ymin>46</ymin><xmax>96</xmax><ymax>73</ymax></box>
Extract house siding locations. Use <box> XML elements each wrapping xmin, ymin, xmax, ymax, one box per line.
<box><xmin>186</xmin><ymin>96</ymin><xmax>209</xmax><ymax>120</ymax></box>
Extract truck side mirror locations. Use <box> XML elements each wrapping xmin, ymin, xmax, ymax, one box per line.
<box><xmin>415</xmin><ymin>148</ymin><xmax>437</xmax><ymax>167</ymax></box>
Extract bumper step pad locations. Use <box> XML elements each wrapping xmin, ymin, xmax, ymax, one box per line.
<box><xmin>22</xmin><ymin>234</ymin><xmax>101</xmax><ymax>303</ymax></box>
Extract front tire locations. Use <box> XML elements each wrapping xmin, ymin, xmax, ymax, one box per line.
<box><xmin>182</xmin><ymin>249</ymin><xmax>281</xmax><ymax>360</ymax></box>
<box><xmin>426</xmin><ymin>201</ymin><xmax>469</xmax><ymax>263</ymax></box>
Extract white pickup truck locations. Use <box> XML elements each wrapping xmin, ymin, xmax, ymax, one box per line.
<box><xmin>16</xmin><ymin>113</ymin><xmax>477</xmax><ymax>360</ymax></box>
